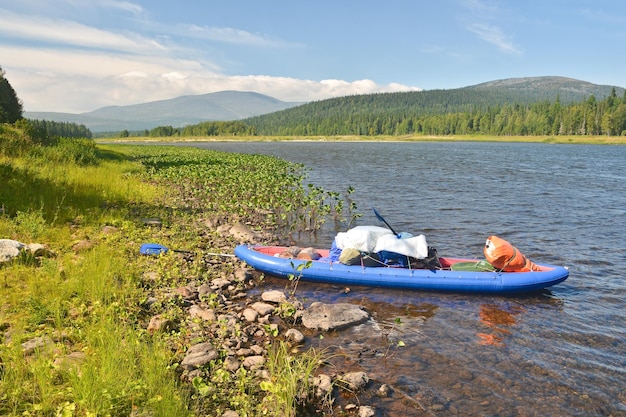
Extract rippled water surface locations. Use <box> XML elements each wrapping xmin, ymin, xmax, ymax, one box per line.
<box><xmin>175</xmin><ymin>141</ymin><xmax>625</xmax><ymax>416</ymax></box>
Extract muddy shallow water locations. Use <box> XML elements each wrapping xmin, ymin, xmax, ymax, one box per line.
<box><xmin>172</xmin><ymin>141</ymin><xmax>625</xmax><ymax>416</ymax></box>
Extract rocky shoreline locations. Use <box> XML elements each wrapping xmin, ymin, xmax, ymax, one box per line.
<box><xmin>3</xmin><ymin>221</ymin><xmax>387</xmax><ymax>416</ymax></box>
<box><xmin>151</xmin><ymin>221</ymin><xmax>381</xmax><ymax>416</ymax></box>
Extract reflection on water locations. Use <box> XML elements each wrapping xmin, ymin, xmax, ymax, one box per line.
<box><xmin>255</xmin><ymin>276</ymin><xmax>584</xmax><ymax>415</ymax></box>
<box><xmin>477</xmin><ymin>303</ymin><xmax>524</xmax><ymax>347</ymax></box>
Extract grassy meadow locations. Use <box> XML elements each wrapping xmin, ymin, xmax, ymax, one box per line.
<box><xmin>1</xmin><ymin>125</ymin><xmax>354</xmax><ymax>416</ymax></box>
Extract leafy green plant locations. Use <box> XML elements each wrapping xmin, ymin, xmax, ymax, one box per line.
<box><xmin>15</xmin><ymin>208</ymin><xmax>46</xmax><ymax>240</ymax></box>
<box><xmin>260</xmin><ymin>341</ymin><xmax>329</xmax><ymax>417</ymax></box>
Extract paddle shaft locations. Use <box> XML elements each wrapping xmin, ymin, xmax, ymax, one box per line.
<box><xmin>372</xmin><ymin>207</ymin><xmax>399</xmax><ymax>237</ymax></box>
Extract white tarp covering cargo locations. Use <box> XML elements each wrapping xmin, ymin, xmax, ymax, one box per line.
<box><xmin>334</xmin><ymin>225</ymin><xmax>428</xmax><ymax>259</ymax></box>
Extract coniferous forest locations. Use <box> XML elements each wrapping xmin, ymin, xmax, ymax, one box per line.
<box><xmin>142</xmin><ymin>87</ymin><xmax>626</xmax><ymax>138</ymax></box>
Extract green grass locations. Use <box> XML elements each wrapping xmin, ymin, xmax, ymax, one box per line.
<box><xmin>1</xmin><ymin>125</ymin><xmax>335</xmax><ymax>416</ymax></box>
<box><xmin>261</xmin><ymin>342</ymin><xmax>330</xmax><ymax>417</ymax></box>
<box><xmin>0</xmin><ymin>143</ymin><xmax>189</xmax><ymax>415</ymax></box>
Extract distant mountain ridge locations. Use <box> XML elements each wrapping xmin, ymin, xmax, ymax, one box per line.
<box><xmin>466</xmin><ymin>76</ymin><xmax>621</xmax><ymax>102</ymax></box>
<box><xmin>24</xmin><ymin>77</ymin><xmax>624</xmax><ymax>133</ymax></box>
<box><xmin>25</xmin><ymin>91</ymin><xmax>302</xmax><ymax>132</ymax></box>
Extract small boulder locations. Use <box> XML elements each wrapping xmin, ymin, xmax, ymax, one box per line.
<box><xmin>223</xmin><ymin>357</ymin><xmax>241</xmax><ymax>372</ymax></box>
<box><xmin>313</xmin><ymin>374</ymin><xmax>333</xmax><ymax>398</ymax></box>
<box><xmin>301</xmin><ymin>302</ymin><xmax>369</xmax><ymax>331</ymax></box>
<box><xmin>21</xmin><ymin>336</ymin><xmax>53</xmax><ymax>355</ymax></box>
<box><xmin>181</xmin><ymin>342</ymin><xmax>219</xmax><ymax>370</ymax></box>
<box><xmin>147</xmin><ymin>314</ymin><xmax>176</xmax><ymax>334</ymax></box>
<box><xmin>340</xmin><ymin>371</ymin><xmax>370</xmax><ymax>391</ymax></box>
<box><xmin>229</xmin><ymin>224</ymin><xmax>258</xmax><ymax>243</ymax></box>
<box><xmin>242</xmin><ymin>355</ymin><xmax>265</xmax><ymax>369</ymax></box>
<box><xmin>242</xmin><ymin>308</ymin><xmax>259</xmax><ymax>322</ymax></box>
<box><xmin>284</xmin><ymin>328</ymin><xmax>305</xmax><ymax>344</ymax></box>
<box><xmin>72</xmin><ymin>240</ymin><xmax>94</xmax><ymax>253</ymax></box>
<box><xmin>250</xmin><ymin>302</ymin><xmax>275</xmax><ymax>316</ymax></box>
<box><xmin>189</xmin><ymin>305</ymin><xmax>216</xmax><ymax>322</ymax></box>
<box><xmin>0</xmin><ymin>239</ymin><xmax>25</xmax><ymax>262</ymax></box>
<box><xmin>26</xmin><ymin>243</ymin><xmax>55</xmax><ymax>258</ymax></box>
<box><xmin>261</xmin><ymin>290</ymin><xmax>287</xmax><ymax>304</ymax></box>
<box><xmin>358</xmin><ymin>406</ymin><xmax>376</xmax><ymax>417</ymax></box>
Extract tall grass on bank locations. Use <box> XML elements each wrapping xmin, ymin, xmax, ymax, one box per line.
<box><xmin>261</xmin><ymin>342</ymin><xmax>330</xmax><ymax>417</ymax></box>
<box><xmin>1</xmin><ymin>125</ymin><xmax>335</xmax><ymax>416</ymax></box>
<box><xmin>1</xmin><ymin>126</ymin><xmax>190</xmax><ymax>416</ymax></box>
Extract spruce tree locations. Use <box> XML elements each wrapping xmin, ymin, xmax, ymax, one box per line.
<box><xmin>0</xmin><ymin>66</ymin><xmax>24</xmax><ymax>123</ymax></box>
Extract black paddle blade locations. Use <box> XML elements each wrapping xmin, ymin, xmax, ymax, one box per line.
<box><xmin>372</xmin><ymin>207</ymin><xmax>399</xmax><ymax>236</ymax></box>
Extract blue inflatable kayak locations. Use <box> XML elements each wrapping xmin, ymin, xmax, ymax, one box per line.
<box><xmin>234</xmin><ymin>245</ymin><xmax>569</xmax><ymax>294</ymax></box>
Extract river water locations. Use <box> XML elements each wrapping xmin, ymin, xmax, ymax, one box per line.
<box><xmin>174</xmin><ymin>141</ymin><xmax>624</xmax><ymax>416</ymax></box>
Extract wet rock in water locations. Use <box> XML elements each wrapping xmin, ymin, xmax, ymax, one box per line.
<box><xmin>358</xmin><ymin>406</ymin><xmax>376</xmax><ymax>417</ymax></box>
<box><xmin>313</xmin><ymin>374</ymin><xmax>333</xmax><ymax>398</ymax></box>
<box><xmin>377</xmin><ymin>383</ymin><xmax>391</xmax><ymax>397</ymax></box>
<box><xmin>233</xmin><ymin>267</ymin><xmax>250</xmax><ymax>282</ymax></box>
<box><xmin>181</xmin><ymin>342</ymin><xmax>219</xmax><ymax>370</ymax></box>
<box><xmin>340</xmin><ymin>371</ymin><xmax>370</xmax><ymax>391</ymax></box>
<box><xmin>284</xmin><ymin>328</ymin><xmax>305</xmax><ymax>344</ymax></box>
<box><xmin>301</xmin><ymin>302</ymin><xmax>369</xmax><ymax>331</ymax></box>
<box><xmin>261</xmin><ymin>290</ymin><xmax>287</xmax><ymax>304</ymax></box>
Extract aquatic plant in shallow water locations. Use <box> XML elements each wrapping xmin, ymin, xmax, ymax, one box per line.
<box><xmin>120</xmin><ymin>145</ymin><xmax>357</xmax><ymax>238</ymax></box>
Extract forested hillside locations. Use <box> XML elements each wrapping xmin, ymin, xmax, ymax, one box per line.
<box><xmin>243</xmin><ymin>77</ymin><xmax>626</xmax><ymax>136</ymax></box>
<box><xmin>140</xmin><ymin>78</ymin><xmax>626</xmax><ymax>138</ymax></box>
<box><xmin>245</xmin><ymin>89</ymin><xmax>626</xmax><ymax>136</ymax></box>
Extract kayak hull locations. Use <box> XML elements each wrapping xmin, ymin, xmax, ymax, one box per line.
<box><xmin>234</xmin><ymin>245</ymin><xmax>569</xmax><ymax>294</ymax></box>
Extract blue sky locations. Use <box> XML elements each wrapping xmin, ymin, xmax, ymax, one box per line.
<box><xmin>1</xmin><ymin>0</ymin><xmax>625</xmax><ymax>113</ymax></box>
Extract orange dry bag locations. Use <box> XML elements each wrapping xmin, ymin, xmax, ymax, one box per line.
<box><xmin>483</xmin><ymin>235</ymin><xmax>538</xmax><ymax>272</ymax></box>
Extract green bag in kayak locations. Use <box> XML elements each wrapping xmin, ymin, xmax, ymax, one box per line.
<box><xmin>450</xmin><ymin>260</ymin><xmax>496</xmax><ymax>272</ymax></box>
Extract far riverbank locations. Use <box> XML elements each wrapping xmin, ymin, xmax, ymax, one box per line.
<box><xmin>96</xmin><ymin>134</ymin><xmax>626</xmax><ymax>146</ymax></box>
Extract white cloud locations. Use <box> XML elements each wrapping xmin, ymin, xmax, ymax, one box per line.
<box><xmin>0</xmin><ymin>9</ymin><xmax>164</xmax><ymax>54</ymax></box>
<box><xmin>0</xmin><ymin>4</ymin><xmax>419</xmax><ymax>113</ymax></box>
<box><xmin>182</xmin><ymin>24</ymin><xmax>292</xmax><ymax>47</ymax></box>
<box><xmin>459</xmin><ymin>0</ymin><xmax>522</xmax><ymax>55</ymax></box>
<box><xmin>5</xmin><ymin>47</ymin><xmax>419</xmax><ymax>112</ymax></box>
<box><xmin>467</xmin><ymin>23</ymin><xmax>522</xmax><ymax>54</ymax></box>
<box><xmin>101</xmin><ymin>0</ymin><xmax>144</xmax><ymax>15</ymax></box>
